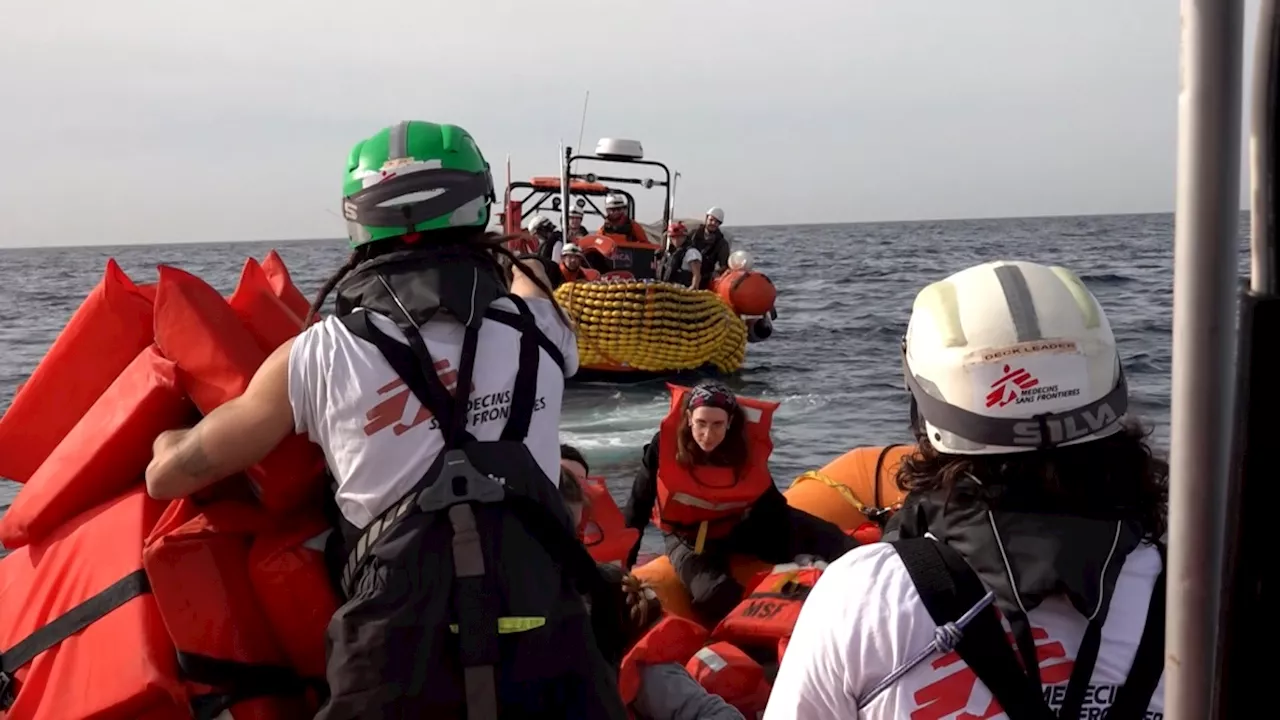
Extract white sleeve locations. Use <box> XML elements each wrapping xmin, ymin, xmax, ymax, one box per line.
<box><xmin>764</xmin><ymin>548</ymin><xmax>869</xmax><ymax>719</ymax></box>
<box><xmin>551</xmin><ymin>240</ymin><xmax>563</xmax><ymax>263</ymax></box>
<box><xmin>525</xmin><ymin>297</ymin><xmax>580</xmax><ymax>378</ymax></box>
<box><xmin>683</xmin><ymin>247</ymin><xmax>703</xmax><ymax>270</ymax></box>
<box><xmin>287</xmin><ymin>324</ymin><xmax>325</xmax><ymax>438</ymax></box>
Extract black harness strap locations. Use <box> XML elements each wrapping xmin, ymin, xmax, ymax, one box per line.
<box><xmin>894</xmin><ymin>538</ymin><xmax>1167</xmax><ymax>720</ymax></box>
<box><xmin>895</xmin><ymin>539</ymin><xmax>1055</xmax><ymax>720</ymax></box>
<box><xmin>181</xmin><ymin>652</ymin><xmax>323</xmax><ymax>720</ymax></box>
<box><xmin>0</xmin><ymin>570</ymin><xmax>150</xmax><ymax>709</ymax></box>
<box><xmin>338</xmin><ymin>295</ymin><xmax>585</xmax><ymax>720</ymax></box>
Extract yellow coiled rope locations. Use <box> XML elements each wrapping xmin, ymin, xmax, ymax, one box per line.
<box><xmin>554</xmin><ymin>279</ymin><xmax>748</xmax><ymax>373</ymax></box>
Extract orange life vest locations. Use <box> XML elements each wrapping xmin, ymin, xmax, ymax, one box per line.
<box><xmin>618</xmin><ymin>615</ymin><xmax>709</xmax><ymax>705</ymax></box>
<box><xmin>153</xmin><ymin>265</ymin><xmax>325</xmax><ymax>513</ymax></box>
<box><xmin>579</xmin><ymin>475</ymin><xmax>640</xmax><ymax>569</ymax></box>
<box><xmin>596</xmin><ymin>220</ymin><xmax>656</xmax><ymax>249</ymax></box>
<box><xmin>0</xmin><ymin>259</ymin><xmax>156</xmax><ymax>484</ymax></box>
<box><xmin>712</xmin><ymin>561</ymin><xmax>826</xmax><ymax>650</ymax></box>
<box><xmin>653</xmin><ymin>384</ymin><xmax>780</xmax><ymax>546</ymax></box>
<box><xmin>261</xmin><ymin>249</ymin><xmax>316</xmax><ymax>323</ymax></box>
<box><xmin>560</xmin><ymin>264</ymin><xmax>601</xmax><ymax>282</ymax></box>
<box><xmin>685</xmin><ymin>641</ymin><xmax>772</xmax><ymax>719</ymax></box>
<box><xmin>0</xmin><ymin>344</ymin><xmax>193</xmax><ymax>550</ymax></box>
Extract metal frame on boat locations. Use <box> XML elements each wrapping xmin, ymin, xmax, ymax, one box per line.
<box><xmin>1170</xmin><ymin>0</ymin><xmax>1273</xmax><ymax>717</ymax></box>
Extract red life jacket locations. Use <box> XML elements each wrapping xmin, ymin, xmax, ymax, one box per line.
<box><xmin>578</xmin><ymin>476</ymin><xmax>640</xmax><ymax>569</ymax></box>
<box><xmin>712</xmin><ymin>561</ymin><xmax>826</xmax><ymax>650</ymax></box>
<box><xmin>685</xmin><ymin>641</ymin><xmax>772</xmax><ymax>719</ymax></box>
<box><xmin>618</xmin><ymin>615</ymin><xmax>708</xmax><ymax>705</ymax></box>
<box><xmin>652</xmin><ymin>384</ymin><xmax>779</xmax><ymax>546</ymax></box>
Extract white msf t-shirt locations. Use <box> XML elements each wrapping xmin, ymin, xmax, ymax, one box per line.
<box><xmin>765</xmin><ymin>541</ymin><xmax>1165</xmax><ymax>720</ymax></box>
<box><xmin>288</xmin><ymin>296</ymin><xmax>579</xmax><ymax>528</ymax></box>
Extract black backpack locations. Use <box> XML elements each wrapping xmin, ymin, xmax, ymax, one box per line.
<box><xmin>885</xmin><ymin>537</ymin><xmax>1166</xmax><ymax>720</ymax></box>
<box><xmin>320</xmin><ymin>295</ymin><xmax>626</xmax><ymax>720</ymax></box>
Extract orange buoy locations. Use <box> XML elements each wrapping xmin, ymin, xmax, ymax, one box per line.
<box><xmin>713</xmin><ymin>270</ymin><xmax>776</xmax><ymax>316</ymax></box>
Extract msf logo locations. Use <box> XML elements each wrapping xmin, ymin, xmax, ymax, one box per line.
<box><xmin>985</xmin><ymin>365</ymin><xmax>1039</xmax><ymax>408</ymax></box>
<box><xmin>363</xmin><ymin>360</ymin><xmax>476</xmax><ymax>437</ymax></box>
<box><xmin>911</xmin><ymin>626</ymin><xmax>1072</xmax><ymax>720</ymax></box>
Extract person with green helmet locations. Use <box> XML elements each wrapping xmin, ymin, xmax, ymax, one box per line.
<box><xmin>145</xmin><ymin>120</ymin><xmax>627</xmax><ymax>719</ymax></box>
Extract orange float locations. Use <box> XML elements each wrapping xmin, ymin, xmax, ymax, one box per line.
<box><xmin>153</xmin><ymin>266</ymin><xmax>325</xmax><ymax>512</ymax></box>
<box><xmin>712</xmin><ymin>270</ymin><xmax>777</xmax><ymax>317</ymax></box>
<box><xmin>630</xmin><ymin>444</ymin><xmax>914</xmax><ymax>626</ymax></box>
<box><xmin>0</xmin><ymin>260</ymin><xmax>155</xmax><ymax>483</ymax></box>
<box><xmin>0</xmin><ymin>345</ymin><xmax>192</xmax><ymax>549</ymax></box>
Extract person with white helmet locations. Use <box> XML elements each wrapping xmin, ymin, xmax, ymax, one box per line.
<box><xmin>526</xmin><ymin>214</ymin><xmax>566</xmax><ymax>262</ymax></box>
<box><xmin>597</xmin><ymin>193</ymin><xmax>657</xmax><ymax>248</ymax></box>
<box><xmin>568</xmin><ymin>207</ymin><xmax>589</xmax><ymax>239</ymax></box>
<box><xmin>765</xmin><ymin>260</ymin><xmax>1167</xmax><ymax>720</ymax></box>
<box><xmin>559</xmin><ymin>244</ymin><xmax>601</xmax><ymax>283</ymax></box>
<box><xmin>688</xmin><ymin>207</ymin><xmax>731</xmax><ymax>288</ymax></box>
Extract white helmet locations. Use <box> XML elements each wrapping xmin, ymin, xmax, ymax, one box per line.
<box><xmin>569</xmin><ymin>207</ymin><xmax>584</xmax><ymax>218</ymax></box>
<box><xmin>903</xmin><ymin>260</ymin><xmax>1128</xmax><ymax>455</ymax></box>
<box><xmin>561</xmin><ymin>244</ymin><xmax>584</xmax><ymax>256</ymax></box>
<box><xmin>526</xmin><ymin>215</ymin><xmax>553</xmax><ymax>232</ymax></box>
<box><xmin>706</xmin><ymin>207</ymin><xmax>725</xmax><ymax>222</ymax></box>
<box><xmin>605</xmin><ymin>194</ymin><xmax>628</xmax><ymax>210</ymax></box>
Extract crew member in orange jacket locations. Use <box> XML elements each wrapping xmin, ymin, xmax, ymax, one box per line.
<box><xmin>622</xmin><ymin>382</ymin><xmax>857</xmax><ymax>624</ymax></box>
<box><xmin>598</xmin><ymin>194</ymin><xmax>658</xmax><ymax>247</ymax></box>
<box><xmin>561</xmin><ymin>245</ymin><xmax>601</xmax><ymax>282</ymax></box>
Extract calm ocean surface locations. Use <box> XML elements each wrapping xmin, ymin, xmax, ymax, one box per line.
<box><xmin>0</xmin><ymin>213</ymin><xmax>1252</xmax><ymax>553</ymax></box>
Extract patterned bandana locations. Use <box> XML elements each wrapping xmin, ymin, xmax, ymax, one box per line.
<box><xmin>687</xmin><ymin>383</ymin><xmax>737</xmax><ymax>413</ymax></box>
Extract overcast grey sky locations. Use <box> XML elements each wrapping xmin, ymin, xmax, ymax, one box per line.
<box><xmin>0</xmin><ymin>1</ymin><xmax>1261</xmax><ymax>248</ymax></box>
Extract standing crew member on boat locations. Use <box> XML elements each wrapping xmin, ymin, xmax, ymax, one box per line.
<box><xmin>766</xmin><ymin>260</ymin><xmax>1168</xmax><ymax>720</ymax></box>
<box><xmin>145</xmin><ymin>120</ymin><xmax>627</xmax><ymax>720</ymax></box>
<box><xmin>658</xmin><ymin>222</ymin><xmax>703</xmax><ymax>289</ymax></box>
<box><xmin>561</xmin><ymin>245</ymin><xmax>601</xmax><ymax>283</ymax></box>
<box><xmin>598</xmin><ymin>194</ymin><xmax>657</xmax><ymax>247</ymax></box>
<box><xmin>622</xmin><ymin>382</ymin><xmax>857</xmax><ymax>625</ymax></box>
<box><xmin>529</xmin><ymin>214</ymin><xmax>564</xmax><ymax>261</ymax></box>
<box><xmin>688</xmin><ymin>207</ymin><xmax>731</xmax><ymax>289</ymax></box>
<box><xmin>568</xmin><ymin>208</ymin><xmax>589</xmax><ymax>239</ymax></box>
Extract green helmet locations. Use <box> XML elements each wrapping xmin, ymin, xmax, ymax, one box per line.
<box><xmin>341</xmin><ymin>121</ymin><xmax>495</xmax><ymax>246</ymax></box>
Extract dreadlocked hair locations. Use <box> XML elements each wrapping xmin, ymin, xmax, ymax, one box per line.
<box><xmin>306</xmin><ymin>228</ymin><xmax>571</xmax><ymax>328</ymax></box>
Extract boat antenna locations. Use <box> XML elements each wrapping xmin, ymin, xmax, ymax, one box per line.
<box><xmin>576</xmin><ymin>90</ymin><xmax>590</xmax><ymax>152</ymax></box>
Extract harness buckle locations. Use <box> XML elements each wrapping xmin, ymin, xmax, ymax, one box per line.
<box><xmin>0</xmin><ymin>670</ymin><xmax>15</xmax><ymax>710</ymax></box>
<box><xmin>418</xmin><ymin>449</ymin><xmax>507</xmax><ymax>512</ymax></box>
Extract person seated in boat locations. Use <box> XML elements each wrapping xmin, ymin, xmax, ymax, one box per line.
<box><xmin>622</xmin><ymin>382</ymin><xmax>858</xmax><ymax>625</ymax></box>
<box><xmin>529</xmin><ymin>214</ymin><xmax>565</xmax><ymax>261</ymax></box>
<box><xmin>766</xmin><ymin>260</ymin><xmax>1168</xmax><ymax>719</ymax></box>
<box><xmin>144</xmin><ymin>120</ymin><xmax>627</xmax><ymax>719</ymax></box>
<box><xmin>561</xmin><ymin>245</ymin><xmax>602</xmax><ymax>283</ymax></box>
<box><xmin>598</xmin><ymin>194</ymin><xmax>658</xmax><ymax>247</ymax></box>
<box><xmin>657</xmin><ymin>222</ymin><xmax>703</xmax><ymax>290</ymax></box>
<box><xmin>688</xmin><ymin>207</ymin><xmax>732</xmax><ymax>289</ymax></box>
<box><xmin>557</xmin><ymin>467</ymin><xmax>745</xmax><ymax>720</ymax></box>
<box><xmin>568</xmin><ymin>207</ymin><xmax>590</xmax><ymax>239</ymax></box>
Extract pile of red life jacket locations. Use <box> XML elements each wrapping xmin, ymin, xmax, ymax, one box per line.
<box><xmin>618</xmin><ymin>560</ymin><xmax>828</xmax><ymax>719</ymax></box>
<box><xmin>0</xmin><ymin>252</ymin><xmax>339</xmax><ymax>720</ymax></box>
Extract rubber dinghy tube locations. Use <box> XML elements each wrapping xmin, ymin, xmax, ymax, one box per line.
<box><xmin>1215</xmin><ymin>1</ymin><xmax>1280</xmax><ymax>714</ymax></box>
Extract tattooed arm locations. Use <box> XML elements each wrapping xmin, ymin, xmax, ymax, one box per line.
<box><xmin>145</xmin><ymin>339</ymin><xmax>297</xmax><ymax>500</ymax></box>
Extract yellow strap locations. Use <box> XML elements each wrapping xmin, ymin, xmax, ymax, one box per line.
<box><xmin>448</xmin><ymin>617</ymin><xmax>546</xmax><ymax>634</ymax></box>
<box><xmin>694</xmin><ymin>521</ymin><xmax>709</xmax><ymax>554</ymax></box>
<box><xmin>790</xmin><ymin>470</ymin><xmax>870</xmax><ymax>513</ymax></box>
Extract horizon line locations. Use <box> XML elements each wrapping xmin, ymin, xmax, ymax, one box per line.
<box><xmin>0</xmin><ymin>206</ymin><xmax>1249</xmax><ymax>252</ymax></box>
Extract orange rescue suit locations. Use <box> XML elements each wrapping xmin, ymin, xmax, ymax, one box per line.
<box><xmin>560</xmin><ymin>264</ymin><xmax>601</xmax><ymax>282</ymax></box>
<box><xmin>652</xmin><ymin>384</ymin><xmax>780</xmax><ymax>548</ymax></box>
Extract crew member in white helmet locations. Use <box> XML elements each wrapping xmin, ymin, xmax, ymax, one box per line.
<box><xmin>597</xmin><ymin>194</ymin><xmax>655</xmax><ymax>247</ymax></box>
<box><xmin>688</xmin><ymin>207</ymin><xmax>731</xmax><ymax>288</ymax></box>
<box><xmin>766</xmin><ymin>260</ymin><xmax>1167</xmax><ymax>720</ymax></box>
<box><xmin>568</xmin><ymin>208</ymin><xmax>589</xmax><ymax>239</ymax></box>
<box><xmin>528</xmin><ymin>214</ymin><xmax>564</xmax><ymax>262</ymax></box>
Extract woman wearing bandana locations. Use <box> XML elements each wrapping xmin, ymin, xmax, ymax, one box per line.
<box><xmin>622</xmin><ymin>381</ymin><xmax>857</xmax><ymax>625</ymax></box>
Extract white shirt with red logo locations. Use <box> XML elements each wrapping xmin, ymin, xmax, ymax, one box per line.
<box><xmin>288</xmin><ymin>297</ymin><xmax>578</xmax><ymax>528</ymax></box>
<box><xmin>764</xmin><ymin>541</ymin><xmax>1165</xmax><ymax>720</ymax></box>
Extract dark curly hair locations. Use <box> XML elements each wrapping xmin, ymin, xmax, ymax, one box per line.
<box><xmin>896</xmin><ymin>417</ymin><xmax>1168</xmax><ymax>541</ymax></box>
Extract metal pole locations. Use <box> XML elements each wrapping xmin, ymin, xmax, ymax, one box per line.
<box><xmin>560</xmin><ymin>143</ymin><xmax>571</xmax><ymax>238</ymax></box>
<box><xmin>1215</xmin><ymin>3</ymin><xmax>1279</xmax><ymax>716</ymax></box>
<box><xmin>1167</xmin><ymin>1</ymin><xmax>1244</xmax><ymax>718</ymax></box>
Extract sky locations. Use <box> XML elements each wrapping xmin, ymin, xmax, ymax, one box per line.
<box><xmin>0</xmin><ymin>0</ymin><xmax>1263</xmax><ymax>248</ymax></box>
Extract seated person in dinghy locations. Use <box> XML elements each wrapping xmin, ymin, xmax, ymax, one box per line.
<box><xmin>623</xmin><ymin>382</ymin><xmax>857</xmax><ymax>625</ymax></box>
<box><xmin>145</xmin><ymin>120</ymin><xmax>627</xmax><ymax>719</ymax></box>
